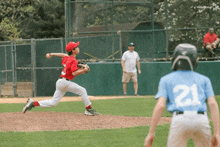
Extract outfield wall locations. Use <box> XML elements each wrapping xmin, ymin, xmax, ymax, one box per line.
<box><xmin>36</xmin><ymin>61</ymin><xmax>220</xmax><ymax>96</ymax></box>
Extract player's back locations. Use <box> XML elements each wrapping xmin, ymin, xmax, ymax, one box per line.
<box><xmin>159</xmin><ymin>70</ymin><xmax>214</xmax><ymax>113</ymax></box>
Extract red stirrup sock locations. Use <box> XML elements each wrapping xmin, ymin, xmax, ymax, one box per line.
<box><xmin>33</xmin><ymin>101</ymin><xmax>40</xmax><ymax>106</ymax></box>
<box><xmin>86</xmin><ymin>105</ymin><xmax>91</xmax><ymax>109</ymax></box>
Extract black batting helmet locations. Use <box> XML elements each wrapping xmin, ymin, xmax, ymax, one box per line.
<box><xmin>171</xmin><ymin>43</ymin><xmax>198</xmax><ymax>71</ymax></box>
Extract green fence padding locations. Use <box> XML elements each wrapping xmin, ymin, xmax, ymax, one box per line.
<box><xmin>0</xmin><ymin>45</ymin><xmax>13</xmax><ymax>82</ymax></box>
<box><xmin>36</xmin><ymin>61</ymin><xmax>220</xmax><ymax>96</ymax></box>
<box><xmin>36</xmin><ymin>69</ymin><xmax>60</xmax><ymax>96</ymax></box>
<box><xmin>35</xmin><ymin>39</ymin><xmax>63</xmax><ymax>67</ymax></box>
<box><xmin>16</xmin><ymin>45</ymin><xmax>32</xmax><ymax>82</ymax></box>
<box><xmin>0</xmin><ymin>47</ymin><xmax>5</xmax><ymax>70</ymax></box>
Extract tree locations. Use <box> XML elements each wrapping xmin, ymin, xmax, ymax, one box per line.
<box><xmin>0</xmin><ymin>18</ymin><xmax>20</xmax><ymax>40</ymax></box>
<box><xmin>18</xmin><ymin>0</ymin><xmax>65</xmax><ymax>39</ymax></box>
<box><xmin>71</xmin><ymin>0</ymin><xmax>154</xmax><ymax>32</ymax></box>
<box><xmin>0</xmin><ymin>0</ymin><xmax>35</xmax><ymax>40</ymax></box>
<box><xmin>0</xmin><ymin>0</ymin><xmax>65</xmax><ymax>40</ymax></box>
<box><xmin>155</xmin><ymin>0</ymin><xmax>220</xmax><ymax>50</ymax></box>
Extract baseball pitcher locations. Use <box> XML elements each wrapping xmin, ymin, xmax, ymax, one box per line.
<box><xmin>144</xmin><ymin>43</ymin><xmax>219</xmax><ymax>147</ymax></box>
<box><xmin>22</xmin><ymin>42</ymin><xmax>99</xmax><ymax>116</ymax></box>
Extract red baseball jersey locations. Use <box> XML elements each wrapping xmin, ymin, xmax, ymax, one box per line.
<box><xmin>60</xmin><ymin>56</ymin><xmax>78</xmax><ymax>80</ymax></box>
<box><xmin>203</xmin><ymin>32</ymin><xmax>218</xmax><ymax>47</ymax></box>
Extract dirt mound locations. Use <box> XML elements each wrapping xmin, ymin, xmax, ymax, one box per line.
<box><xmin>0</xmin><ymin>112</ymin><xmax>171</xmax><ymax>132</ymax></box>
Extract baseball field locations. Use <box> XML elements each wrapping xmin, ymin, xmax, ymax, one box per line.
<box><xmin>0</xmin><ymin>96</ymin><xmax>219</xmax><ymax>147</ymax></box>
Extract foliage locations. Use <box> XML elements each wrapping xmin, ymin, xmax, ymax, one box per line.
<box><xmin>155</xmin><ymin>0</ymin><xmax>220</xmax><ymax>49</ymax></box>
<box><xmin>0</xmin><ymin>18</ymin><xmax>20</xmax><ymax>40</ymax></box>
<box><xmin>0</xmin><ymin>0</ymin><xmax>64</xmax><ymax>40</ymax></box>
<box><xmin>18</xmin><ymin>0</ymin><xmax>65</xmax><ymax>39</ymax></box>
<box><xmin>0</xmin><ymin>0</ymin><xmax>34</xmax><ymax>40</ymax></box>
<box><xmin>0</xmin><ymin>0</ymin><xmax>220</xmax><ymax>46</ymax></box>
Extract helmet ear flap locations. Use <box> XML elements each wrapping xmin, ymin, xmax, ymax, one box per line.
<box><xmin>173</xmin><ymin>59</ymin><xmax>191</xmax><ymax>71</ymax></box>
<box><xmin>172</xmin><ymin>56</ymin><xmax>194</xmax><ymax>71</ymax></box>
<box><xmin>171</xmin><ymin>43</ymin><xmax>198</xmax><ymax>71</ymax></box>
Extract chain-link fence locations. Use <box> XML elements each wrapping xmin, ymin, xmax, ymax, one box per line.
<box><xmin>0</xmin><ymin>34</ymin><xmax>220</xmax><ymax>97</ymax></box>
<box><xmin>0</xmin><ymin>41</ymin><xmax>13</xmax><ymax>97</ymax></box>
<box><xmin>1</xmin><ymin>0</ymin><xmax>220</xmax><ymax>97</ymax></box>
<box><xmin>0</xmin><ymin>38</ymin><xmax>65</xmax><ymax>97</ymax></box>
<box><xmin>65</xmin><ymin>0</ymin><xmax>220</xmax><ymax>60</ymax></box>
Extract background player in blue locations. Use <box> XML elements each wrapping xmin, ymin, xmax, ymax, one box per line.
<box><xmin>144</xmin><ymin>43</ymin><xmax>219</xmax><ymax>147</ymax></box>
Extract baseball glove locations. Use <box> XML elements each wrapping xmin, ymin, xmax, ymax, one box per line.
<box><xmin>77</xmin><ymin>62</ymin><xmax>90</xmax><ymax>73</ymax></box>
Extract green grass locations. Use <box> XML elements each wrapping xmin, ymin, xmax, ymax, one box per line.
<box><xmin>0</xmin><ymin>96</ymin><xmax>219</xmax><ymax>147</ymax></box>
<box><xmin>0</xmin><ymin>124</ymin><xmax>196</xmax><ymax>147</ymax></box>
<box><xmin>0</xmin><ymin>97</ymin><xmax>172</xmax><ymax>117</ymax></box>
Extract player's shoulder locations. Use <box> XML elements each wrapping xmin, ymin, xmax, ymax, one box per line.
<box><xmin>162</xmin><ymin>71</ymin><xmax>210</xmax><ymax>82</ymax></box>
<box><xmin>65</xmin><ymin>56</ymin><xmax>77</xmax><ymax>62</ymax></box>
<box><xmin>133</xmin><ymin>51</ymin><xmax>139</xmax><ymax>54</ymax></box>
<box><xmin>204</xmin><ymin>33</ymin><xmax>209</xmax><ymax>37</ymax></box>
<box><xmin>133</xmin><ymin>50</ymin><xmax>137</xmax><ymax>53</ymax></box>
<box><xmin>62</xmin><ymin>55</ymin><xmax>69</xmax><ymax>62</ymax></box>
<box><xmin>160</xmin><ymin>72</ymin><xmax>176</xmax><ymax>81</ymax></box>
<box><xmin>123</xmin><ymin>50</ymin><xmax>129</xmax><ymax>54</ymax></box>
<box><xmin>193</xmin><ymin>71</ymin><xmax>210</xmax><ymax>81</ymax></box>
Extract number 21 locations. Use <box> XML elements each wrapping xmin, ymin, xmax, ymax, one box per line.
<box><xmin>173</xmin><ymin>84</ymin><xmax>201</xmax><ymax>107</ymax></box>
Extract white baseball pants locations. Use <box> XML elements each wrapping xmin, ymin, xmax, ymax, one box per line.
<box><xmin>167</xmin><ymin>111</ymin><xmax>211</xmax><ymax>147</ymax></box>
<box><xmin>38</xmin><ymin>79</ymin><xmax>91</xmax><ymax>107</ymax></box>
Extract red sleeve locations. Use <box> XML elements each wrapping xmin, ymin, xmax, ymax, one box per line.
<box><xmin>203</xmin><ymin>34</ymin><xmax>209</xmax><ymax>47</ymax></box>
<box><xmin>71</xmin><ymin>59</ymin><xmax>78</xmax><ymax>72</ymax></box>
<box><xmin>61</xmin><ymin>56</ymin><xmax>68</xmax><ymax>65</ymax></box>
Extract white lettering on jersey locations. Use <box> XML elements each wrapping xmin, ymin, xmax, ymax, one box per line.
<box><xmin>61</xmin><ymin>64</ymin><xmax>66</xmax><ymax>75</ymax></box>
<box><xmin>173</xmin><ymin>84</ymin><xmax>201</xmax><ymax>107</ymax></box>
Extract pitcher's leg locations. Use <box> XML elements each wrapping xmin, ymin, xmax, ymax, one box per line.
<box><xmin>38</xmin><ymin>89</ymin><xmax>66</xmax><ymax>107</ymax></box>
<box><xmin>66</xmin><ymin>82</ymin><xmax>91</xmax><ymax>107</ymax></box>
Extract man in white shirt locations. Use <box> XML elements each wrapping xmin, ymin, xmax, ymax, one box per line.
<box><xmin>121</xmin><ymin>42</ymin><xmax>141</xmax><ymax>96</ymax></box>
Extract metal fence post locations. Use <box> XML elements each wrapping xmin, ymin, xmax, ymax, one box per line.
<box><xmin>118</xmin><ymin>31</ymin><xmax>122</xmax><ymax>57</ymax></box>
<box><xmin>31</xmin><ymin>39</ymin><xmax>37</xmax><ymax>97</ymax></box>
<box><xmin>165</xmin><ymin>0</ymin><xmax>169</xmax><ymax>59</ymax></box>
<box><xmin>151</xmin><ymin>0</ymin><xmax>155</xmax><ymax>53</ymax></box>
<box><xmin>11</xmin><ymin>40</ymin><xmax>17</xmax><ymax>97</ymax></box>
<box><xmin>61</xmin><ymin>38</ymin><xmax>64</xmax><ymax>53</ymax></box>
<box><xmin>65</xmin><ymin>0</ymin><xmax>69</xmax><ymax>44</ymax></box>
<box><xmin>14</xmin><ymin>41</ymin><xmax>17</xmax><ymax>96</ymax></box>
<box><xmin>4</xmin><ymin>45</ymin><xmax>7</xmax><ymax>82</ymax></box>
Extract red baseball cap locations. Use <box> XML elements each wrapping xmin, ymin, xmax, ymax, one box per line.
<box><xmin>66</xmin><ymin>42</ymin><xmax>80</xmax><ymax>52</ymax></box>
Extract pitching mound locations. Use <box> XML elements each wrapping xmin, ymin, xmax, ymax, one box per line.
<box><xmin>0</xmin><ymin>112</ymin><xmax>171</xmax><ymax>132</ymax></box>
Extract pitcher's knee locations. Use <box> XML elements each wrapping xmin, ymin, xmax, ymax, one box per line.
<box><xmin>79</xmin><ymin>87</ymin><xmax>87</xmax><ymax>95</ymax></box>
<box><xmin>50</xmin><ymin>100</ymin><xmax>59</xmax><ymax>107</ymax></box>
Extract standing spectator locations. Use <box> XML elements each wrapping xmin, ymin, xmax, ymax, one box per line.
<box><xmin>121</xmin><ymin>42</ymin><xmax>141</xmax><ymax>96</ymax></box>
<box><xmin>203</xmin><ymin>28</ymin><xmax>220</xmax><ymax>57</ymax></box>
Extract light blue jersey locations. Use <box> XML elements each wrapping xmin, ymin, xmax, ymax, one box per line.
<box><xmin>155</xmin><ymin>70</ymin><xmax>214</xmax><ymax>113</ymax></box>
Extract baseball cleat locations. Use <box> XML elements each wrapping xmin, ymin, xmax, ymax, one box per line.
<box><xmin>85</xmin><ymin>108</ymin><xmax>100</xmax><ymax>116</ymax></box>
<box><xmin>22</xmin><ymin>98</ymin><xmax>34</xmax><ymax>113</ymax></box>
